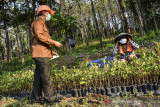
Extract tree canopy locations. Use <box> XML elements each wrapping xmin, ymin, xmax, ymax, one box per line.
<box><xmin>0</xmin><ymin>0</ymin><xmax>160</xmax><ymax>63</ymax></box>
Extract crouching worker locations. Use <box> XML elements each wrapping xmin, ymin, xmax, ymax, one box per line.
<box><xmin>112</xmin><ymin>33</ymin><xmax>139</xmax><ymax>62</ymax></box>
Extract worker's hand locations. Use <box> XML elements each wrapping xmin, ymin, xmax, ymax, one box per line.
<box><xmin>54</xmin><ymin>41</ymin><xmax>63</xmax><ymax>48</ymax></box>
<box><xmin>128</xmin><ymin>37</ymin><xmax>131</xmax><ymax>41</ymax></box>
<box><xmin>52</xmin><ymin>50</ymin><xmax>58</xmax><ymax>56</ymax></box>
<box><xmin>116</xmin><ymin>41</ymin><xmax>118</xmax><ymax>46</ymax></box>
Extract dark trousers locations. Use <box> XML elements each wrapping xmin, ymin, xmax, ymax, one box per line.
<box><xmin>31</xmin><ymin>57</ymin><xmax>54</xmax><ymax>101</ymax></box>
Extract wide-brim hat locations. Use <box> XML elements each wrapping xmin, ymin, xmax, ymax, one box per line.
<box><xmin>114</xmin><ymin>33</ymin><xmax>132</xmax><ymax>43</ymax></box>
<box><xmin>37</xmin><ymin>5</ymin><xmax>55</xmax><ymax>15</ymax></box>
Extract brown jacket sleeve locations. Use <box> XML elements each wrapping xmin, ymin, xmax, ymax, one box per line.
<box><xmin>33</xmin><ymin>20</ymin><xmax>55</xmax><ymax>45</ymax></box>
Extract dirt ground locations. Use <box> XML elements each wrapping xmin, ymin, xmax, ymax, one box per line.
<box><xmin>1</xmin><ymin>92</ymin><xmax>160</xmax><ymax>107</ymax></box>
<box><xmin>58</xmin><ymin>94</ymin><xmax>160</xmax><ymax>107</ymax></box>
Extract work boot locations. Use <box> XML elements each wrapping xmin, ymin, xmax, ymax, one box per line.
<box><xmin>30</xmin><ymin>93</ymin><xmax>42</xmax><ymax>104</ymax></box>
<box><xmin>45</xmin><ymin>94</ymin><xmax>63</xmax><ymax>103</ymax></box>
<box><xmin>30</xmin><ymin>98</ymin><xmax>41</xmax><ymax>104</ymax></box>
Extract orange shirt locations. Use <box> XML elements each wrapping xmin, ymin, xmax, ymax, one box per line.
<box><xmin>31</xmin><ymin>18</ymin><xmax>55</xmax><ymax>58</ymax></box>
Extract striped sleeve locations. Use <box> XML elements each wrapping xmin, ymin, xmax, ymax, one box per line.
<box><xmin>129</xmin><ymin>40</ymin><xmax>139</xmax><ymax>49</ymax></box>
<box><xmin>112</xmin><ymin>46</ymin><xmax>119</xmax><ymax>55</ymax></box>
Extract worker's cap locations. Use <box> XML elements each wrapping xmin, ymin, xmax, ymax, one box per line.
<box><xmin>37</xmin><ymin>5</ymin><xmax>55</xmax><ymax>15</ymax></box>
<box><xmin>114</xmin><ymin>33</ymin><xmax>132</xmax><ymax>43</ymax></box>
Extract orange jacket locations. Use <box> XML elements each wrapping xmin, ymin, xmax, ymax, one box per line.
<box><xmin>119</xmin><ymin>41</ymin><xmax>133</xmax><ymax>55</ymax></box>
<box><xmin>31</xmin><ymin>18</ymin><xmax>56</xmax><ymax>58</ymax></box>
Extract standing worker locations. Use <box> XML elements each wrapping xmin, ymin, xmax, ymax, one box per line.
<box><xmin>30</xmin><ymin>5</ymin><xmax>62</xmax><ymax>103</ymax></box>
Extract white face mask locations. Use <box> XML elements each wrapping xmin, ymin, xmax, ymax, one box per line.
<box><xmin>46</xmin><ymin>14</ymin><xmax>51</xmax><ymax>21</ymax></box>
<box><xmin>119</xmin><ymin>39</ymin><xmax>127</xmax><ymax>44</ymax></box>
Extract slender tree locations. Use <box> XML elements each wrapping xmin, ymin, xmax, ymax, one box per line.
<box><xmin>128</xmin><ymin>0</ymin><xmax>144</xmax><ymax>36</ymax></box>
<box><xmin>117</xmin><ymin>0</ymin><xmax>130</xmax><ymax>33</ymax></box>
<box><xmin>90</xmin><ymin>0</ymin><xmax>103</xmax><ymax>53</ymax></box>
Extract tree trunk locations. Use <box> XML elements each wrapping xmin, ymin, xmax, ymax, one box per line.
<box><xmin>4</xmin><ymin>22</ymin><xmax>10</xmax><ymax>63</ymax></box>
<box><xmin>81</xmin><ymin>14</ymin><xmax>88</xmax><ymax>45</ymax></box>
<box><xmin>127</xmin><ymin>11</ymin><xmax>132</xmax><ymax>33</ymax></box>
<box><xmin>108</xmin><ymin>0</ymin><xmax>116</xmax><ymax>35</ymax></box>
<box><xmin>88</xmin><ymin>17</ymin><xmax>95</xmax><ymax>41</ymax></box>
<box><xmin>16</xmin><ymin>26</ymin><xmax>24</xmax><ymax>64</ymax></box>
<box><xmin>131</xmin><ymin>12</ymin><xmax>137</xmax><ymax>34</ymax></box>
<box><xmin>115</xmin><ymin>0</ymin><xmax>125</xmax><ymax>33</ymax></box>
<box><xmin>137</xmin><ymin>0</ymin><xmax>148</xmax><ymax>35</ymax></box>
<box><xmin>25</xmin><ymin>0</ymin><xmax>32</xmax><ymax>54</ymax></box>
<box><xmin>151</xmin><ymin>2</ymin><xmax>158</xmax><ymax>31</ymax></box>
<box><xmin>77</xmin><ymin>1</ymin><xmax>85</xmax><ymax>44</ymax></box>
<box><xmin>60</xmin><ymin>0</ymin><xmax>66</xmax><ymax>12</ymax></box>
<box><xmin>64</xmin><ymin>32</ymin><xmax>70</xmax><ymax>52</ymax></box>
<box><xmin>101</xmin><ymin>0</ymin><xmax>112</xmax><ymax>42</ymax></box>
<box><xmin>15</xmin><ymin>29</ymin><xmax>20</xmax><ymax>58</ymax></box>
<box><xmin>134</xmin><ymin>0</ymin><xmax>144</xmax><ymax>36</ymax></box>
<box><xmin>153</xmin><ymin>17</ymin><xmax>158</xmax><ymax>31</ymax></box>
<box><xmin>100</xmin><ymin>0</ymin><xmax>108</xmax><ymax>37</ymax></box>
<box><xmin>128</xmin><ymin>0</ymin><xmax>144</xmax><ymax>36</ymax></box>
<box><xmin>0</xmin><ymin>32</ymin><xmax>4</xmax><ymax>63</ymax></box>
<box><xmin>86</xmin><ymin>17</ymin><xmax>92</xmax><ymax>41</ymax></box>
<box><xmin>10</xmin><ymin>38</ymin><xmax>13</xmax><ymax>60</ymax></box>
<box><xmin>90</xmin><ymin>0</ymin><xmax>103</xmax><ymax>53</ymax></box>
<box><xmin>97</xmin><ymin>9</ymin><xmax>106</xmax><ymax>38</ymax></box>
<box><xmin>3</xmin><ymin>47</ymin><xmax>7</xmax><ymax>61</ymax></box>
<box><xmin>117</xmin><ymin>0</ymin><xmax>130</xmax><ymax>33</ymax></box>
<box><xmin>83</xmin><ymin>14</ymin><xmax>90</xmax><ymax>45</ymax></box>
<box><xmin>28</xmin><ymin>28</ymin><xmax>31</xmax><ymax>54</ymax></box>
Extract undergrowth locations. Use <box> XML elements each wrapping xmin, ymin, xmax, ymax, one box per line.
<box><xmin>0</xmin><ymin>41</ymin><xmax>159</xmax><ymax>93</ymax></box>
<box><xmin>0</xmin><ymin>30</ymin><xmax>160</xmax><ymax>93</ymax></box>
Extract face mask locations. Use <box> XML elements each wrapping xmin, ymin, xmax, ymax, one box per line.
<box><xmin>46</xmin><ymin>14</ymin><xmax>51</xmax><ymax>21</ymax></box>
<box><xmin>119</xmin><ymin>39</ymin><xmax>127</xmax><ymax>44</ymax></box>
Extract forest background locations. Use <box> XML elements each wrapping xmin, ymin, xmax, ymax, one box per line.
<box><xmin>0</xmin><ymin>0</ymin><xmax>160</xmax><ymax>64</ymax></box>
